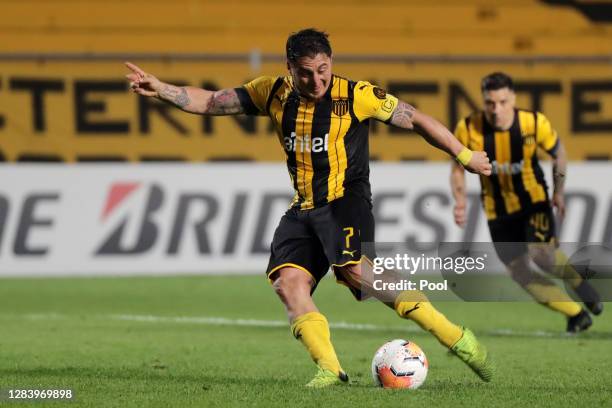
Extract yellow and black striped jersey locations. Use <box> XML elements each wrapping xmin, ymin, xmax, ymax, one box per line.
<box><xmin>454</xmin><ymin>109</ymin><xmax>559</xmax><ymax>221</ymax></box>
<box><xmin>237</xmin><ymin>75</ymin><xmax>398</xmax><ymax>210</ymax></box>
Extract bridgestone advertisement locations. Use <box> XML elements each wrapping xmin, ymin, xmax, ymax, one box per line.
<box><xmin>0</xmin><ymin>163</ymin><xmax>610</xmax><ymax>276</ymax></box>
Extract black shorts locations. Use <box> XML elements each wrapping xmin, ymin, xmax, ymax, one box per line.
<box><xmin>488</xmin><ymin>203</ymin><xmax>556</xmax><ymax>264</ymax></box>
<box><xmin>266</xmin><ymin>192</ymin><xmax>376</xmax><ymax>294</ymax></box>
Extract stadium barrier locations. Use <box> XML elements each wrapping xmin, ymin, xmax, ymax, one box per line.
<box><xmin>0</xmin><ymin>163</ymin><xmax>610</xmax><ymax>276</ymax></box>
<box><xmin>1</xmin><ymin>60</ymin><xmax>611</xmax><ymax>162</ymax></box>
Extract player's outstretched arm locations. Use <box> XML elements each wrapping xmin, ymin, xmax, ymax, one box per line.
<box><xmin>389</xmin><ymin>101</ymin><xmax>492</xmax><ymax>176</ymax></box>
<box><xmin>125</xmin><ymin>62</ymin><xmax>244</xmax><ymax>115</ymax></box>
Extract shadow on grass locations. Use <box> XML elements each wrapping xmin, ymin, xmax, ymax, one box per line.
<box><xmin>0</xmin><ymin>366</ymin><xmax>297</xmax><ymax>388</ymax></box>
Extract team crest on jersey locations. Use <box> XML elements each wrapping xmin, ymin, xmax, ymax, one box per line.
<box><xmin>373</xmin><ymin>87</ymin><xmax>387</xmax><ymax>99</ymax></box>
<box><xmin>332</xmin><ymin>99</ymin><xmax>349</xmax><ymax>117</ymax></box>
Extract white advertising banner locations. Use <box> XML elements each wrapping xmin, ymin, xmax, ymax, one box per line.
<box><xmin>0</xmin><ymin>163</ymin><xmax>610</xmax><ymax>276</ymax></box>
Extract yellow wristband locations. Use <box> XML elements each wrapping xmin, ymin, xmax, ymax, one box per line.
<box><xmin>455</xmin><ymin>147</ymin><xmax>473</xmax><ymax>167</ymax></box>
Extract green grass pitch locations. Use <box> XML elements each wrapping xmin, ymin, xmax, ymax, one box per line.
<box><xmin>0</xmin><ymin>275</ymin><xmax>610</xmax><ymax>407</ymax></box>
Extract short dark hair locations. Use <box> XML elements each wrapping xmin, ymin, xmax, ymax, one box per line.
<box><xmin>481</xmin><ymin>72</ymin><xmax>514</xmax><ymax>92</ymax></box>
<box><xmin>286</xmin><ymin>28</ymin><xmax>332</xmax><ymax>63</ymax></box>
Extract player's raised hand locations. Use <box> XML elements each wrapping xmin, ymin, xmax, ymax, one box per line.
<box><xmin>125</xmin><ymin>62</ymin><xmax>163</xmax><ymax>97</ymax></box>
<box><xmin>465</xmin><ymin>151</ymin><xmax>492</xmax><ymax>176</ymax></box>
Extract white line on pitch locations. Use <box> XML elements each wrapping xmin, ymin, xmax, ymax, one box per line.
<box><xmin>13</xmin><ymin>312</ymin><xmax>578</xmax><ymax>338</ymax></box>
<box><xmin>110</xmin><ymin>314</ymin><xmax>409</xmax><ymax>332</ymax></box>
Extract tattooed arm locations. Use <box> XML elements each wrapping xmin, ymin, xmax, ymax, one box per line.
<box><xmin>157</xmin><ymin>85</ymin><xmax>243</xmax><ymax>115</ymax></box>
<box><xmin>125</xmin><ymin>62</ymin><xmax>244</xmax><ymax>115</ymax></box>
<box><xmin>389</xmin><ymin>100</ymin><xmax>492</xmax><ymax>176</ymax></box>
<box><xmin>389</xmin><ymin>101</ymin><xmax>464</xmax><ymax>156</ymax></box>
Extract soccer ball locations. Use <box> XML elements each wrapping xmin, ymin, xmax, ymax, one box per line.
<box><xmin>371</xmin><ymin>339</ymin><xmax>428</xmax><ymax>389</ymax></box>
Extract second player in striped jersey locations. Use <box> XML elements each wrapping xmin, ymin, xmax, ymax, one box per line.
<box><xmin>451</xmin><ymin>72</ymin><xmax>603</xmax><ymax>333</ymax></box>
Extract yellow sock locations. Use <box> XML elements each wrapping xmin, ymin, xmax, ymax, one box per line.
<box><xmin>394</xmin><ymin>291</ymin><xmax>463</xmax><ymax>348</ymax></box>
<box><xmin>524</xmin><ymin>279</ymin><xmax>582</xmax><ymax>317</ymax></box>
<box><xmin>291</xmin><ymin>312</ymin><xmax>342</xmax><ymax>375</ymax></box>
<box><xmin>552</xmin><ymin>250</ymin><xmax>583</xmax><ymax>289</ymax></box>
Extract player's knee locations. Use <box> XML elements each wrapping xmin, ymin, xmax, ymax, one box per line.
<box><xmin>529</xmin><ymin>245</ymin><xmax>555</xmax><ymax>270</ymax></box>
<box><xmin>507</xmin><ymin>258</ymin><xmax>533</xmax><ymax>287</ymax></box>
<box><xmin>271</xmin><ymin>275</ymin><xmax>294</xmax><ymax>301</ymax></box>
<box><xmin>271</xmin><ymin>268</ymin><xmax>313</xmax><ymax>302</ymax></box>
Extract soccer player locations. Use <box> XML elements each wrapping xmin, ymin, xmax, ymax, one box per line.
<box><xmin>451</xmin><ymin>72</ymin><xmax>603</xmax><ymax>333</ymax></box>
<box><xmin>126</xmin><ymin>28</ymin><xmax>494</xmax><ymax>387</ymax></box>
